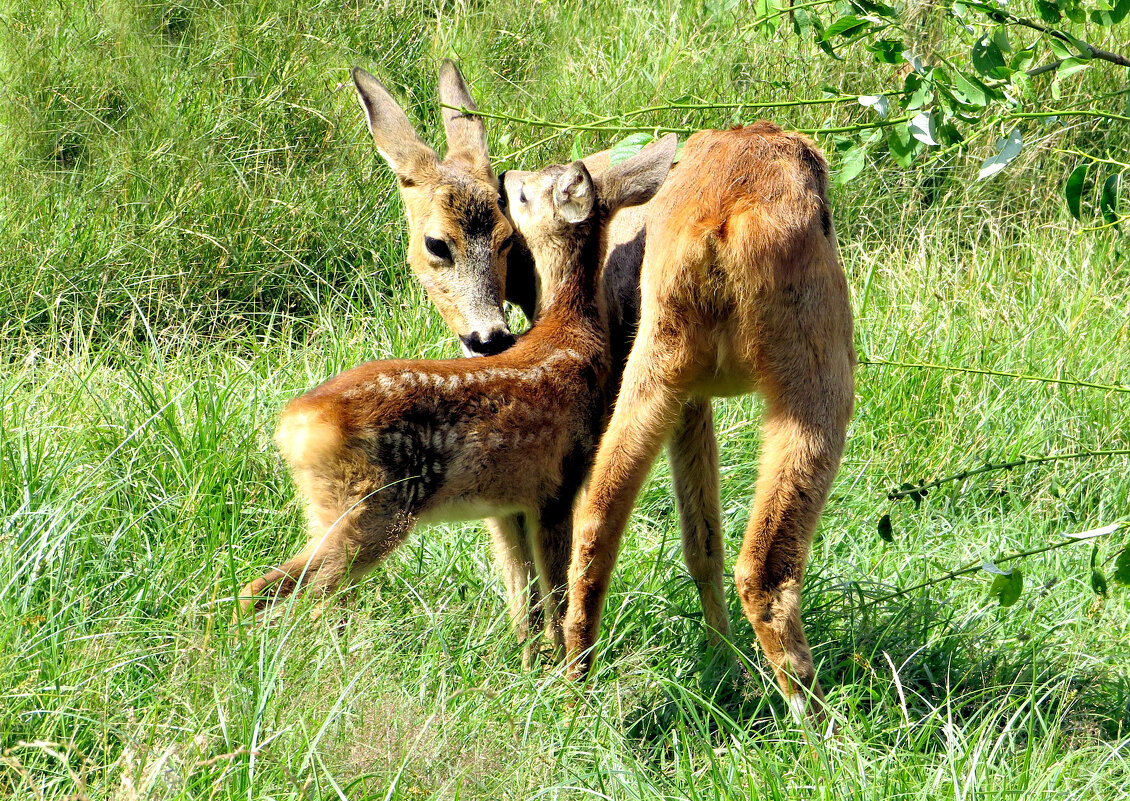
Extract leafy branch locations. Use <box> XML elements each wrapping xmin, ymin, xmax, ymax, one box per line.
<box><xmin>854</xmin><ymin>520</ymin><xmax>1127</xmax><ymax>611</ymax></box>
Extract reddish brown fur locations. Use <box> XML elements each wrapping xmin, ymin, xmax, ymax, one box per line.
<box><xmin>237</xmin><ymin>143</ymin><xmax>678</xmax><ymax>664</ymax></box>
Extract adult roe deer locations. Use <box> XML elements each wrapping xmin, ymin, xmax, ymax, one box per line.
<box><xmin>237</xmin><ymin>137</ymin><xmax>680</xmax><ymax>659</ymax></box>
<box><xmin>352</xmin><ymin>63</ymin><xmax>854</xmax><ymax>725</ymax></box>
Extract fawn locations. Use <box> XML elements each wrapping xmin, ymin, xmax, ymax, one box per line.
<box><xmin>237</xmin><ymin>136</ymin><xmax>678</xmax><ymax>660</ymax></box>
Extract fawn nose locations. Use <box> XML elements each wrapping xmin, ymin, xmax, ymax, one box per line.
<box><xmin>460</xmin><ymin>328</ymin><xmax>516</xmax><ymax>357</ymax></box>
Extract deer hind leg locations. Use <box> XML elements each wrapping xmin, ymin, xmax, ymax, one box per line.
<box><xmin>487</xmin><ymin>513</ymin><xmax>543</xmax><ymax>668</ymax></box>
<box><xmin>533</xmin><ymin>499</ymin><xmax>576</xmax><ymax>663</ymax></box>
<box><xmin>732</xmin><ymin>380</ymin><xmax>850</xmax><ymax>728</ymax></box>
<box><xmin>236</xmin><ymin>490</ymin><xmax>359</xmax><ymax>618</ymax></box>
<box><xmin>239</xmin><ymin>455</ymin><xmax>416</xmax><ymax>619</ymax></box>
<box><xmin>564</xmin><ymin>331</ymin><xmax>689</xmax><ymax>678</ymax></box>
<box><xmin>667</xmin><ymin>397</ymin><xmax>730</xmax><ymax>646</ymax></box>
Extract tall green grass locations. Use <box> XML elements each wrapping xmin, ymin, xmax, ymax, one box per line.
<box><xmin>2</xmin><ymin>0</ymin><xmax>1128</xmax><ymax>798</ymax></box>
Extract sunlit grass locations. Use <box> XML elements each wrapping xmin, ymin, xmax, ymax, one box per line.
<box><xmin>2</xmin><ymin>0</ymin><xmax>1128</xmax><ymax>797</ymax></box>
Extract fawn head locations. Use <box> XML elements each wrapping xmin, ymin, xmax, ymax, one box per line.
<box><xmin>352</xmin><ymin>62</ymin><xmax>517</xmax><ymax>356</ymax></box>
<box><xmin>501</xmin><ymin>134</ymin><xmax>678</xmax><ymax>315</ymax></box>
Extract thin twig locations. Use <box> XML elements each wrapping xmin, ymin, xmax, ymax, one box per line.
<box><xmin>887</xmin><ymin>448</ymin><xmax>1130</xmax><ymax>501</ymax></box>
<box><xmin>860</xmin><ymin>357</ymin><xmax>1130</xmax><ymax>394</ymax></box>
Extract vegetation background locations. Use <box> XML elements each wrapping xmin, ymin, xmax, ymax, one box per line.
<box><xmin>1</xmin><ymin>0</ymin><xmax>1128</xmax><ymax>797</ymax></box>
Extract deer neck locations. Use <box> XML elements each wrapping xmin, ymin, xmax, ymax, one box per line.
<box><xmin>532</xmin><ymin>222</ymin><xmax>606</xmax><ymax>335</ymax></box>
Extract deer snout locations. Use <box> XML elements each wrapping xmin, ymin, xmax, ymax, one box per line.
<box><xmin>460</xmin><ymin>328</ymin><xmax>516</xmax><ymax>357</ymax></box>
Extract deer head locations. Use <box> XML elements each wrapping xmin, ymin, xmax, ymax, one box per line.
<box><xmin>352</xmin><ymin>62</ymin><xmax>518</xmax><ymax>356</ymax></box>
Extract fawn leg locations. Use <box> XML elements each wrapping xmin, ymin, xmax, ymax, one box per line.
<box><xmin>667</xmin><ymin>397</ymin><xmax>730</xmax><ymax>645</ymax></box>
<box><xmin>236</xmin><ymin>522</ymin><xmax>352</xmax><ymax>617</ymax></box>
<box><xmin>238</xmin><ymin>490</ymin><xmax>413</xmax><ymax>619</ymax></box>
<box><xmin>533</xmin><ymin>503</ymin><xmax>574</xmax><ymax>662</ymax></box>
<box><xmin>487</xmin><ymin>513</ymin><xmax>542</xmax><ymax>668</ymax></box>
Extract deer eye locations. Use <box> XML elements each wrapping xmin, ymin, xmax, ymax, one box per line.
<box><xmin>518</xmin><ymin>186</ymin><xmax>527</xmax><ymax>205</ymax></box>
<box><xmin>424</xmin><ymin>236</ymin><xmax>452</xmax><ymax>262</ymax></box>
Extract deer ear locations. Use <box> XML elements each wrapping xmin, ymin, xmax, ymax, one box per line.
<box><xmin>438</xmin><ymin>60</ymin><xmax>492</xmax><ymax>178</ymax></box>
<box><xmin>352</xmin><ymin>66</ymin><xmax>438</xmax><ymax>183</ymax></box>
<box><xmin>597</xmin><ymin>133</ymin><xmax>678</xmax><ymax>213</ymax></box>
<box><xmin>553</xmin><ymin>162</ymin><xmax>595</xmax><ymax>224</ymax></box>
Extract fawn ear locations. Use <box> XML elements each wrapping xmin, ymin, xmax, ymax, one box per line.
<box><xmin>438</xmin><ymin>60</ymin><xmax>491</xmax><ymax>178</ymax></box>
<box><xmin>352</xmin><ymin>66</ymin><xmax>438</xmax><ymax>183</ymax></box>
<box><xmin>598</xmin><ymin>133</ymin><xmax>678</xmax><ymax>213</ymax></box>
<box><xmin>553</xmin><ymin>161</ymin><xmax>596</xmax><ymax>224</ymax></box>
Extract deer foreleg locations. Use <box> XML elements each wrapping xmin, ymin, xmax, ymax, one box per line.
<box><xmin>487</xmin><ymin>513</ymin><xmax>542</xmax><ymax>668</ymax></box>
<box><xmin>564</xmin><ymin>339</ymin><xmax>686</xmax><ymax>679</ymax></box>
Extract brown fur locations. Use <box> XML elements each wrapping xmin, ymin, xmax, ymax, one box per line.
<box><xmin>565</xmin><ymin>124</ymin><xmax>854</xmax><ymax>727</ymax></box>
<box><xmin>350</xmin><ymin>63</ymin><xmax>853</xmax><ymax>725</ymax></box>
<box><xmin>238</xmin><ymin>142</ymin><xmax>678</xmax><ymax>665</ymax></box>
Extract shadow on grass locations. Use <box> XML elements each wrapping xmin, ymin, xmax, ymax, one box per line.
<box><xmin>615</xmin><ymin>572</ymin><xmax>1129</xmax><ymax>758</ymax></box>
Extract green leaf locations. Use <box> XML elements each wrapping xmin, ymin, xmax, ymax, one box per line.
<box><xmin>1084</xmin><ymin>0</ymin><xmax>1120</xmax><ymax>27</ymax></box>
<box><xmin>904</xmin><ymin>73</ymin><xmax>932</xmax><ymax>110</ymax></box>
<box><xmin>1065</xmin><ymin>163</ymin><xmax>1089</xmax><ymax>220</ymax></box>
<box><xmin>1062</xmin><ymin>0</ymin><xmax>1087</xmax><ymax>23</ymax></box>
<box><xmin>1101</xmin><ymin>172</ymin><xmax>1122</xmax><ymax>225</ymax></box>
<box><xmin>608</xmin><ymin>133</ymin><xmax>654</xmax><ymax>166</ymax></box>
<box><xmin>887</xmin><ymin>125</ymin><xmax>920</xmax><ymax>167</ymax></box>
<box><xmin>978</xmin><ymin>127</ymin><xmax>1023</xmax><ymax>180</ymax></box>
<box><xmin>1049</xmin><ymin>38</ymin><xmax>1074</xmax><ymax>60</ymax></box>
<box><xmin>1057</xmin><ymin>57</ymin><xmax>1091</xmax><ymax>79</ymax></box>
<box><xmin>1114</xmin><ymin>546</ymin><xmax>1130</xmax><ymax>585</ymax></box>
<box><xmin>866</xmin><ymin>39</ymin><xmax>904</xmax><ymax>64</ymax></box>
<box><xmin>954</xmin><ymin>71</ymin><xmax>990</xmax><ymax>106</ymax></box>
<box><xmin>810</xmin><ymin>16</ymin><xmax>843</xmax><ymax>60</ymax></box>
<box><xmin>987</xmin><ymin>567</ymin><xmax>1024</xmax><ymax>607</ymax></box>
<box><xmin>878</xmin><ymin>513</ymin><xmax>893</xmax><ymax>542</ymax></box>
<box><xmin>1035</xmin><ymin>0</ymin><xmax>1061</xmax><ymax>21</ymax></box>
<box><xmin>858</xmin><ymin>94</ymin><xmax>890</xmax><ymax>117</ymax></box>
<box><xmin>823</xmin><ymin>14</ymin><xmax>870</xmax><ymax>39</ymax></box>
<box><xmin>792</xmin><ymin>7</ymin><xmax>814</xmax><ymax>35</ymax></box>
<box><xmin>570</xmin><ymin>137</ymin><xmax>584</xmax><ymax>161</ymax></box>
<box><xmin>1066</xmin><ymin>34</ymin><xmax>1093</xmax><ymax>58</ymax></box>
<box><xmin>972</xmin><ymin>35</ymin><xmax>1008</xmax><ymax>79</ymax></box>
<box><xmin>991</xmin><ymin>27</ymin><xmax>1011</xmax><ymax>54</ymax></box>
<box><xmin>1010</xmin><ymin>46</ymin><xmax>1036</xmax><ymax>74</ymax></box>
<box><xmin>837</xmin><ymin>146</ymin><xmax>867</xmax><ymax>185</ymax></box>
<box><xmin>1092</xmin><ymin>568</ymin><xmax>1109</xmax><ymax>595</ymax></box>
<box><xmin>909</xmin><ymin>112</ymin><xmax>939</xmax><ymax>146</ymax></box>
<box><xmin>850</xmin><ymin>0</ymin><xmax>897</xmax><ymax>16</ymax></box>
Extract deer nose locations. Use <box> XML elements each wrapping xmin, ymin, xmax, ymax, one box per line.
<box><xmin>460</xmin><ymin>328</ymin><xmax>516</xmax><ymax>357</ymax></box>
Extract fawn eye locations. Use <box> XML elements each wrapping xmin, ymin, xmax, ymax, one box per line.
<box><xmin>425</xmin><ymin>236</ymin><xmax>452</xmax><ymax>262</ymax></box>
<box><xmin>518</xmin><ymin>186</ymin><xmax>527</xmax><ymax>205</ymax></box>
